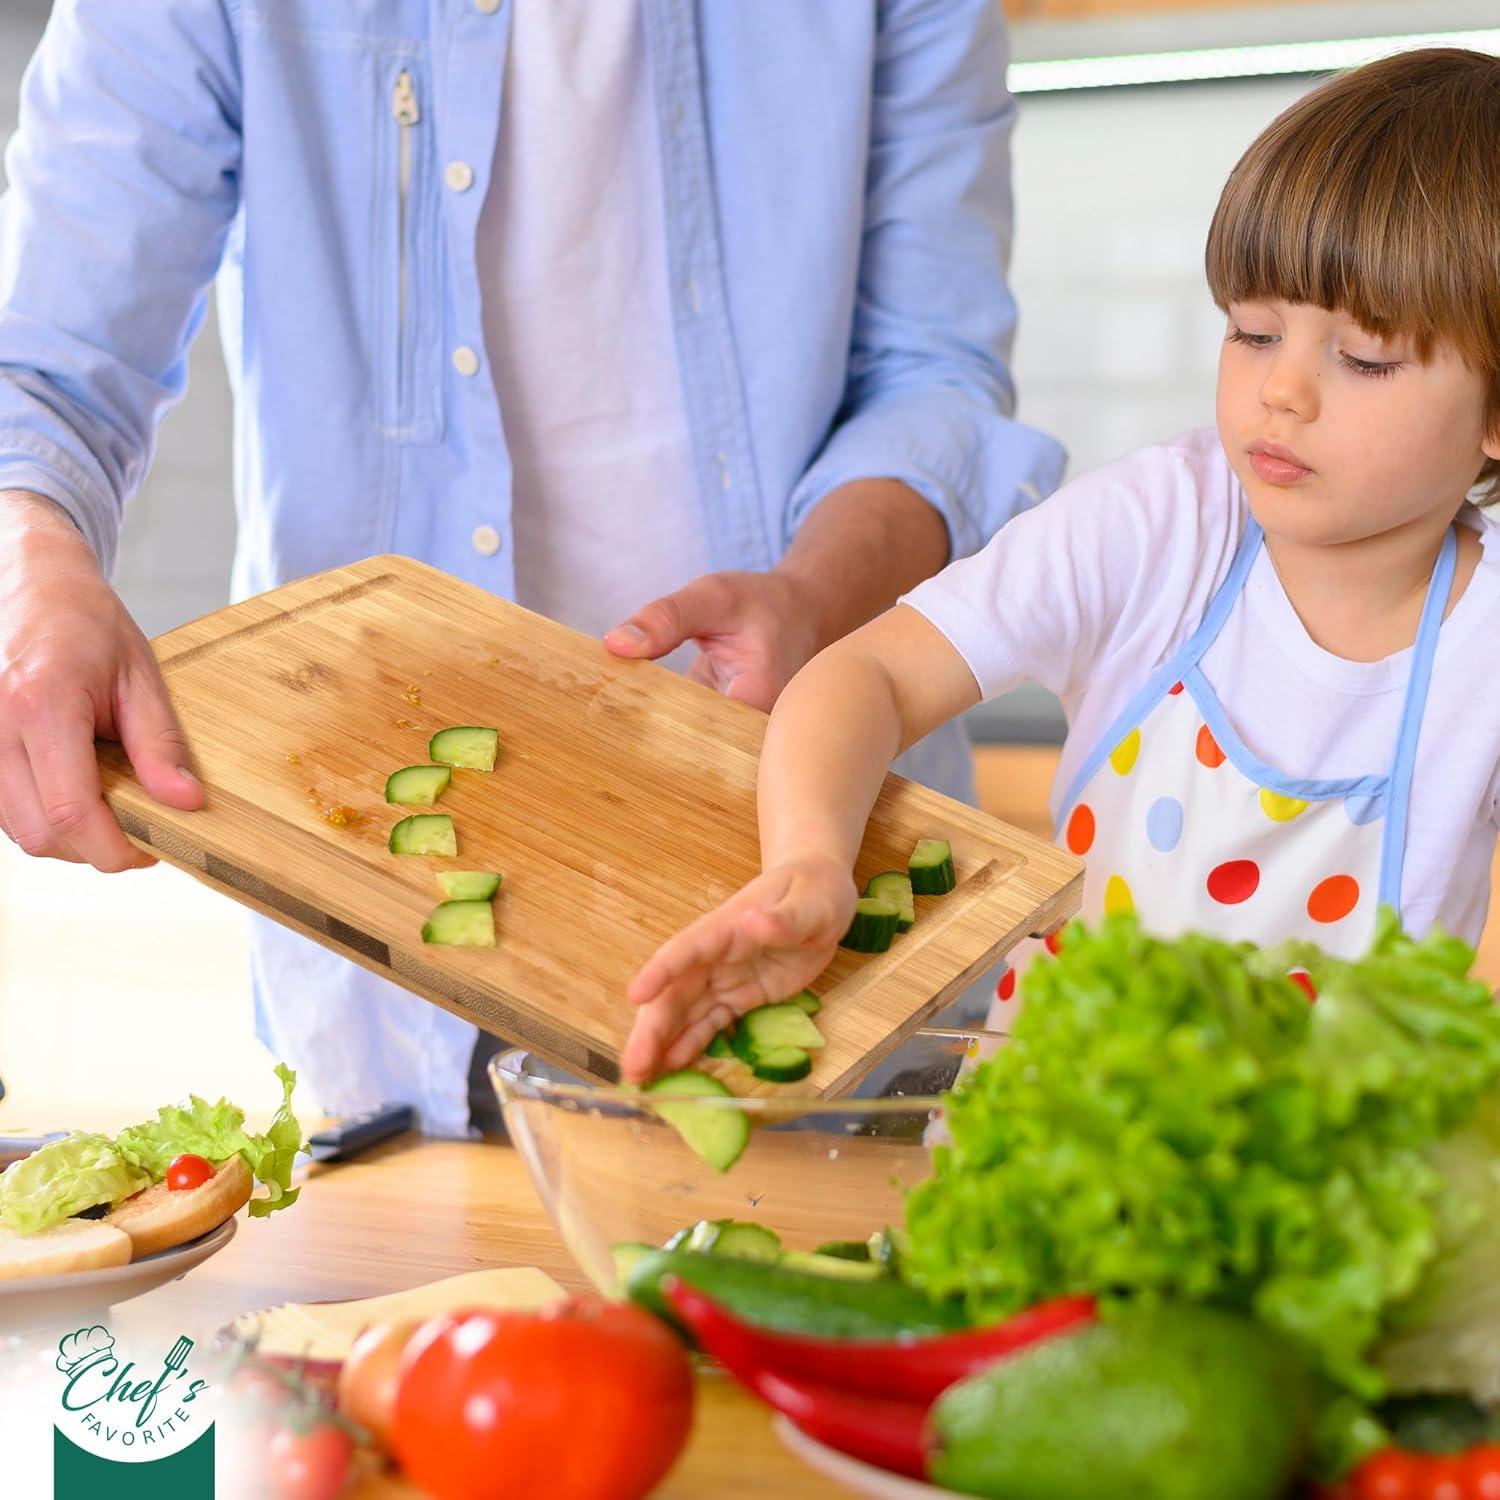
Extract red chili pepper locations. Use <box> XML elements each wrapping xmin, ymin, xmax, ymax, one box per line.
<box><xmin>750</xmin><ymin>1367</ymin><xmax>931</xmax><ymax>1480</ymax></box>
<box><xmin>664</xmin><ymin>1276</ymin><xmax>1095</xmax><ymax>1404</ymax></box>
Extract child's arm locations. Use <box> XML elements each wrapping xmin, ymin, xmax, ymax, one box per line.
<box><xmin>621</xmin><ymin>603</ymin><xmax>980</xmax><ymax>1081</ymax></box>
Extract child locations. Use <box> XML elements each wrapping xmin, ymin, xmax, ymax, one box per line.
<box><xmin>621</xmin><ymin>47</ymin><xmax>1500</xmax><ymax>1083</ymax></box>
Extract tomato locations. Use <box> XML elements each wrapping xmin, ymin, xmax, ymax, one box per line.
<box><xmin>1354</xmin><ymin>1450</ymin><xmax>1433</xmax><ymax>1500</ymax></box>
<box><xmin>336</xmin><ymin>1318</ymin><xmax>420</xmax><ymax>1450</ymax></box>
<box><xmin>1458</xmin><ymin>1445</ymin><xmax>1500</xmax><ymax>1500</ymax></box>
<box><xmin>166</xmin><ymin>1152</ymin><xmax>215</xmax><ymax>1191</ymax></box>
<box><xmin>391</xmin><ymin>1297</ymin><xmax>694</xmax><ymax>1500</ymax></box>
<box><xmin>1413</xmin><ymin>1456</ymin><xmax>1465</xmax><ymax>1500</ymax></box>
<box><xmin>266</xmin><ymin>1420</ymin><xmax>354</xmax><ymax>1500</ymax></box>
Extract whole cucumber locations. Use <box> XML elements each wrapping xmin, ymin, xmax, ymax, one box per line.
<box><xmin>625</xmin><ymin>1248</ymin><xmax>966</xmax><ymax>1343</ymax></box>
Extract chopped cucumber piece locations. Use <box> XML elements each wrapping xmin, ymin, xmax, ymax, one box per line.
<box><xmin>790</xmin><ymin>989</ymin><xmax>822</xmax><ymax>1016</ymax></box>
<box><xmin>750</xmin><ymin>1045</ymin><xmax>811</xmax><ymax>1083</ymax></box>
<box><xmin>705</xmin><ymin>1031</ymin><xmax>735</xmax><ymax>1060</ymax></box>
<box><xmin>840</xmin><ymin>896</ymin><xmax>900</xmax><ymax>953</ymax></box>
<box><xmin>735</xmin><ymin>1002</ymin><xmax>825</xmax><ymax>1054</ymax></box>
<box><xmin>435</xmin><ymin>870</ymin><xmax>501</xmax><ymax>901</ymax></box>
<box><xmin>865</xmin><ymin>871</ymin><xmax>915</xmax><ymax>932</ymax></box>
<box><xmin>420</xmin><ymin>900</ymin><xmax>495</xmax><ymax>947</ymax></box>
<box><xmin>611</xmin><ymin>1242</ymin><xmax>656</xmax><ymax>1291</ymax></box>
<box><xmin>644</xmin><ymin>1069</ymin><xmax>750</xmax><ymax>1173</ymax></box>
<box><xmin>908</xmin><ymin>838</ymin><xmax>956</xmax><ymax>895</ymax></box>
<box><xmin>389</xmin><ymin>813</ymin><xmax>457</xmax><ymax>856</ymax></box>
<box><xmin>814</xmin><ymin>1239</ymin><xmax>873</xmax><ymax>1263</ymax></box>
<box><xmin>778</xmin><ymin>1250</ymin><xmax>884</xmax><ymax>1282</ymax></box>
<box><xmin>429</xmin><ymin>725</ymin><xmax>499</xmax><ymax>771</ymax></box>
<box><xmin>662</xmin><ymin>1226</ymin><xmax>694</xmax><ymax>1252</ymax></box>
<box><xmin>684</xmin><ymin>1220</ymin><xmax>783</xmax><ymax>1263</ymax></box>
<box><xmin>867</xmin><ymin>1227</ymin><xmax>902</xmax><ymax>1273</ymax></box>
<box><xmin>384</xmin><ymin>764</ymin><xmax>452</xmax><ymax>806</ymax></box>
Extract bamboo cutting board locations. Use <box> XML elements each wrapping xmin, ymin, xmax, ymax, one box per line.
<box><xmin>98</xmin><ymin>556</ymin><xmax>1082</xmax><ymax>1094</ymax></box>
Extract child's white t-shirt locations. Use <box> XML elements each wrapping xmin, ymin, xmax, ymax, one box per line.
<box><xmin>901</xmin><ymin>427</ymin><xmax>1500</xmax><ymax>945</ymax></box>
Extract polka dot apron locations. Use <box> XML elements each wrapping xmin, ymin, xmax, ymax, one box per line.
<box><xmin>989</xmin><ymin>519</ymin><xmax>1456</xmax><ymax>1021</ymax></box>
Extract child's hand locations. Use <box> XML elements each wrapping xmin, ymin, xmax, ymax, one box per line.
<box><xmin>620</xmin><ymin>855</ymin><xmax>856</xmax><ymax>1083</ymax></box>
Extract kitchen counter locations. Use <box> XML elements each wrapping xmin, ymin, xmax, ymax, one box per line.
<box><xmin>118</xmin><ymin>1134</ymin><xmax>844</xmax><ymax>1499</ymax></box>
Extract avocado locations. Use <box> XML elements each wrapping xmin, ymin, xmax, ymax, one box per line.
<box><xmin>928</xmin><ymin>1301</ymin><xmax>1310</xmax><ymax>1500</ymax></box>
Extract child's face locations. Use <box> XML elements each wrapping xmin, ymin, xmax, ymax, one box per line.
<box><xmin>1216</xmin><ymin>299</ymin><xmax>1499</xmax><ymax>546</ymax></box>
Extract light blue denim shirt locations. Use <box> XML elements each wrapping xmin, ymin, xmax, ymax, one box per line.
<box><xmin>0</xmin><ymin>0</ymin><xmax>1064</xmax><ymax>1133</ymax></box>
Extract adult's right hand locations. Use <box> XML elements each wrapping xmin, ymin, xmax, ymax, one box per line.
<box><xmin>0</xmin><ymin>492</ymin><xmax>204</xmax><ymax>871</ymax></box>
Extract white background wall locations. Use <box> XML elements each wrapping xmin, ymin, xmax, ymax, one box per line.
<box><xmin>0</xmin><ymin>0</ymin><xmax>1407</xmax><ymax>1124</ymax></box>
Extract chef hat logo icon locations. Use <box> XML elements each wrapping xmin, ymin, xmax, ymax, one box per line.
<box><xmin>56</xmin><ymin>1324</ymin><xmax>114</xmax><ymax>1375</ymax></box>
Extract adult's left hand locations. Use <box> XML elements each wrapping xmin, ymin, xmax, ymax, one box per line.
<box><xmin>603</xmin><ymin>569</ymin><xmax>824</xmax><ymax>712</ymax></box>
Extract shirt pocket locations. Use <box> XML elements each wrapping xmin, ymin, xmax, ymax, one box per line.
<box><xmin>238</xmin><ymin>3</ymin><xmax>445</xmax><ymax>444</ymax></box>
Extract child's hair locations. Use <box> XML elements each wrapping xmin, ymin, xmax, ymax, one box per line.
<box><xmin>1205</xmin><ymin>47</ymin><xmax>1500</xmax><ymax>500</ymax></box>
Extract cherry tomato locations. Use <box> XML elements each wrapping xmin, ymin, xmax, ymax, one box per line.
<box><xmin>166</xmin><ymin>1152</ymin><xmax>215</xmax><ymax>1191</ymax></box>
<box><xmin>336</xmin><ymin>1318</ymin><xmax>420</xmax><ymax>1450</ymax></box>
<box><xmin>391</xmin><ymin>1297</ymin><xmax>694</xmax><ymax>1500</ymax></box>
<box><xmin>266</xmin><ymin>1419</ymin><xmax>354</xmax><ymax>1500</ymax></box>
<box><xmin>1353</xmin><ymin>1450</ymin><xmax>1433</xmax><ymax>1500</ymax></box>
<box><xmin>1413</xmin><ymin>1455</ymin><xmax>1465</xmax><ymax>1500</ymax></box>
<box><xmin>1458</xmin><ymin>1445</ymin><xmax>1500</xmax><ymax>1500</ymax></box>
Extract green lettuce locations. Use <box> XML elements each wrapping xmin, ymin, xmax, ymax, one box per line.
<box><xmin>0</xmin><ymin>1063</ymin><xmax>305</xmax><ymax>1235</ymax></box>
<box><xmin>903</xmin><ymin>910</ymin><xmax>1500</xmax><ymax>1402</ymax></box>
<box><xmin>0</xmin><ymin>1132</ymin><xmax>150</xmax><ymax>1235</ymax></box>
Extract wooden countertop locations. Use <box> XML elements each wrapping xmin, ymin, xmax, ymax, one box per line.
<box><xmin>115</xmin><ymin>1134</ymin><xmax>846</xmax><ymax>1499</ymax></box>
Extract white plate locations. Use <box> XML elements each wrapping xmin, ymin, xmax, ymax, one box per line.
<box><xmin>0</xmin><ymin>1216</ymin><xmax>237</xmax><ymax>1332</ymax></box>
<box><xmin>774</xmin><ymin>1414</ymin><xmax>966</xmax><ymax>1499</ymax></box>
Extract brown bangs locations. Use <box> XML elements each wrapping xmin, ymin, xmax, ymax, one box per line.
<box><xmin>1205</xmin><ymin>47</ymin><xmax>1500</xmax><ymax>467</ymax></box>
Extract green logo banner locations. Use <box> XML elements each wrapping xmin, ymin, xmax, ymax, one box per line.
<box><xmin>53</xmin><ymin>1424</ymin><xmax>215</xmax><ymax>1499</ymax></box>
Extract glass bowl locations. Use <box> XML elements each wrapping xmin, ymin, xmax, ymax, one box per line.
<box><xmin>490</xmin><ymin>1028</ymin><xmax>1002</xmax><ymax>1295</ymax></box>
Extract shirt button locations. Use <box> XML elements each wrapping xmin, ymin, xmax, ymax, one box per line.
<box><xmin>474</xmin><ymin>0</ymin><xmax>500</xmax><ymax>12</ymax></box>
<box><xmin>444</xmin><ymin>160</ymin><xmax>475</xmax><ymax>193</ymax></box>
<box><xmin>452</xmin><ymin>346</ymin><xmax>480</xmax><ymax>377</ymax></box>
<box><xmin>472</xmin><ymin>525</ymin><xmax>502</xmax><ymax>557</ymax></box>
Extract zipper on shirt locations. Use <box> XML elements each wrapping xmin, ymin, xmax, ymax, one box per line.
<box><xmin>391</xmin><ymin>69</ymin><xmax>421</xmax><ymax>372</ymax></box>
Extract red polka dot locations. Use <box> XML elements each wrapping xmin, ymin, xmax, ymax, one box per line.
<box><xmin>1206</xmin><ymin>859</ymin><xmax>1259</xmax><ymax>904</ymax></box>
<box><xmin>1065</xmin><ymin>804</ymin><xmax>1096</xmax><ymax>855</ymax></box>
<box><xmin>1287</xmin><ymin>969</ymin><xmax>1318</xmax><ymax>1002</ymax></box>
<box><xmin>1168</xmin><ymin>681</ymin><xmax>1185</xmax><ymax>695</ymax></box>
<box><xmin>1195</xmin><ymin>725</ymin><xmax>1226</xmax><ymax>769</ymax></box>
<box><xmin>996</xmin><ymin>969</ymin><xmax>1017</xmax><ymax>1002</ymax></box>
<box><xmin>1308</xmin><ymin>875</ymin><xmax>1359</xmax><ymax>924</ymax></box>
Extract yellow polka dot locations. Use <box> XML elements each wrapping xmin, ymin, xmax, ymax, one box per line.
<box><xmin>1109</xmin><ymin>728</ymin><xmax>1141</xmax><ymax>776</ymax></box>
<box><xmin>1104</xmin><ymin>874</ymin><xmax>1134</xmax><ymax>915</ymax></box>
<box><xmin>1258</xmin><ymin>788</ymin><xmax>1309</xmax><ymax>822</ymax></box>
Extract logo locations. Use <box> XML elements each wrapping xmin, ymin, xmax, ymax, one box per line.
<box><xmin>51</xmin><ymin>1324</ymin><xmax>215</xmax><ymax>1498</ymax></box>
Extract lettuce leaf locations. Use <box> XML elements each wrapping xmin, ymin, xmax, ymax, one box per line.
<box><xmin>114</xmin><ymin>1063</ymin><xmax>305</xmax><ymax>1217</ymax></box>
<box><xmin>903</xmin><ymin>911</ymin><xmax>1500</xmax><ymax>1401</ymax></box>
<box><xmin>0</xmin><ymin>1132</ymin><xmax>151</xmax><ymax>1234</ymax></box>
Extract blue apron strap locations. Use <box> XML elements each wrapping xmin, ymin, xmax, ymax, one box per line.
<box><xmin>1055</xmin><ymin>517</ymin><xmax>1264</xmax><ymax>825</ymax></box>
<box><xmin>1377</xmin><ymin>526</ymin><xmax>1458</xmax><ymax>909</ymax></box>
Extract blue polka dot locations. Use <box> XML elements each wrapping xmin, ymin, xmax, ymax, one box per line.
<box><xmin>1343</xmin><ymin>792</ymin><xmax>1384</xmax><ymax>827</ymax></box>
<box><xmin>1146</xmin><ymin>795</ymin><xmax>1184</xmax><ymax>852</ymax></box>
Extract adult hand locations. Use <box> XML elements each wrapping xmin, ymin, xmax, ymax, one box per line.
<box><xmin>620</xmin><ymin>853</ymin><xmax>857</xmax><ymax>1082</ymax></box>
<box><xmin>0</xmin><ymin>492</ymin><xmax>204</xmax><ymax>871</ymax></box>
<box><xmin>603</xmin><ymin>569</ymin><xmax>824</xmax><ymax>713</ymax></box>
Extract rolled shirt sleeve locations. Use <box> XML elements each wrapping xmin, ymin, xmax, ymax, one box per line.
<box><xmin>786</xmin><ymin>0</ymin><xmax>1065</xmax><ymax>560</ymax></box>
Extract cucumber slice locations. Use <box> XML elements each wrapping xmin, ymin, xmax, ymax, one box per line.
<box><xmin>790</xmin><ymin>989</ymin><xmax>822</xmax><ymax>1016</ymax></box>
<box><xmin>683</xmin><ymin>1219</ymin><xmax>783</xmax><ymax>1263</ymax></box>
<box><xmin>867</xmin><ymin>1227</ymin><xmax>902</xmax><ymax>1273</ymax></box>
<box><xmin>611</xmin><ymin>1241</ymin><xmax>656</xmax><ymax>1292</ymax></box>
<box><xmin>778</xmin><ymin>1250</ymin><xmax>884</xmax><ymax>1282</ymax></box>
<box><xmin>705</xmin><ymin>1031</ymin><xmax>735</xmax><ymax>1060</ymax></box>
<box><xmin>389</xmin><ymin>813</ymin><xmax>457</xmax><ymax>856</ymax></box>
<box><xmin>420</xmin><ymin>900</ymin><xmax>495</xmax><ymax>947</ymax></box>
<box><xmin>435</xmin><ymin>870</ymin><xmax>501</xmax><ymax>901</ymax></box>
<box><xmin>384</xmin><ymin>764</ymin><xmax>452</xmax><ymax>806</ymax></box>
<box><xmin>662</xmin><ymin>1226</ymin><xmax>694</xmax><ymax>1252</ymax></box>
<box><xmin>750</xmin><ymin>1045</ymin><xmax>811</xmax><ymax>1083</ymax></box>
<box><xmin>814</xmin><ymin>1239</ymin><xmax>873</xmax><ymax>1263</ymax></box>
<box><xmin>428</xmin><ymin>725</ymin><xmax>499</xmax><ymax>772</ymax></box>
<box><xmin>644</xmin><ymin>1069</ymin><xmax>750</xmax><ymax>1174</ymax></box>
<box><xmin>908</xmin><ymin>838</ymin><xmax>956</xmax><ymax>895</ymax></box>
<box><xmin>865</xmin><ymin>871</ymin><xmax>915</xmax><ymax>932</ymax></box>
<box><xmin>735</xmin><ymin>1002</ymin><xmax>825</xmax><ymax>1053</ymax></box>
<box><xmin>840</xmin><ymin>896</ymin><xmax>900</xmax><ymax>953</ymax></box>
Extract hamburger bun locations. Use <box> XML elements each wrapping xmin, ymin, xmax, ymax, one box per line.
<box><xmin>0</xmin><ymin>1218</ymin><xmax>133</xmax><ymax>1280</ymax></box>
<box><xmin>106</xmin><ymin>1154</ymin><xmax>252</xmax><ymax>1259</ymax></box>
